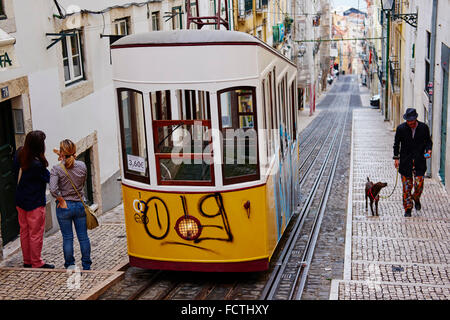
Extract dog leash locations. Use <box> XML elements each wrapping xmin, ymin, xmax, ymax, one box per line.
<box><xmin>379</xmin><ymin>167</ymin><xmax>399</xmax><ymax>199</ymax></box>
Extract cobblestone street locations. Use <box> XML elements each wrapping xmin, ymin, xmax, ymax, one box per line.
<box><xmin>0</xmin><ymin>205</ymin><xmax>128</xmax><ymax>300</ymax></box>
<box><xmin>330</xmin><ymin>108</ymin><xmax>450</xmax><ymax>300</ymax></box>
<box><xmin>0</xmin><ymin>79</ymin><xmax>448</xmax><ymax>301</ymax></box>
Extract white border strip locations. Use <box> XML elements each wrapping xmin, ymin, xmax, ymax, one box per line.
<box><xmin>329</xmin><ymin>279</ymin><xmax>340</xmax><ymax>300</ymax></box>
<box><xmin>343</xmin><ymin>109</ymin><xmax>355</xmax><ymax>281</ymax></box>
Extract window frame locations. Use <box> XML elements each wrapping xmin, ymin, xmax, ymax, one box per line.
<box><xmin>151</xmin><ymin>90</ymin><xmax>215</xmax><ymax>186</ymax></box>
<box><xmin>117</xmin><ymin>88</ymin><xmax>151</xmax><ymax>184</ymax></box>
<box><xmin>61</xmin><ymin>29</ymin><xmax>85</xmax><ymax>86</ymax></box>
<box><xmin>0</xmin><ymin>0</ymin><xmax>6</xmax><ymax>19</ymax></box>
<box><xmin>114</xmin><ymin>17</ymin><xmax>130</xmax><ymax>36</ymax></box>
<box><xmin>172</xmin><ymin>6</ymin><xmax>183</xmax><ymax>30</ymax></box>
<box><xmin>290</xmin><ymin>81</ymin><xmax>297</xmax><ymax>141</ymax></box>
<box><xmin>425</xmin><ymin>31</ymin><xmax>431</xmax><ymax>94</ymax></box>
<box><xmin>217</xmin><ymin>86</ymin><xmax>260</xmax><ymax>185</ymax></box>
<box><xmin>152</xmin><ymin>11</ymin><xmax>160</xmax><ymax>31</ymax></box>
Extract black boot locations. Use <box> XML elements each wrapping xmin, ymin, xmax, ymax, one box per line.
<box><xmin>404</xmin><ymin>208</ymin><xmax>412</xmax><ymax>217</ymax></box>
<box><xmin>414</xmin><ymin>199</ymin><xmax>421</xmax><ymax>211</ymax></box>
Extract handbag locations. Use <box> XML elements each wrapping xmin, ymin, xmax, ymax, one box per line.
<box><xmin>59</xmin><ymin>163</ymin><xmax>99</xmax><ymax>230</ymax></box>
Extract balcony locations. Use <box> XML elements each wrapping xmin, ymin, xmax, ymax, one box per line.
<box><xmin>256</xmin><ymin>0</ymin><xmax>268</xmax><ymax>13</ymax></box>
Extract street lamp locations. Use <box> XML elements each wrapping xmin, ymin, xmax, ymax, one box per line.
<box><xmin>381</xmin><ymin>0</ymin><xmax>394</xmax><ymax>11</ymax></box>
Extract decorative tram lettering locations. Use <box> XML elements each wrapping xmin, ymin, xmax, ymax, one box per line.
<box><xmin>132</xmin><ymin>193</ymin><xmax>233</xmax><ymax>246</ymax></box>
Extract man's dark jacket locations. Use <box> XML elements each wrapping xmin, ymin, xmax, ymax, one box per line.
<box><xmin>393</xmin><ymin>121</ymin><xmax>432</xmax><ymax>177</ymax></box>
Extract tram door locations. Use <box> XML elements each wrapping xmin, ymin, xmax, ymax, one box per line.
<box><xmin>0</xmin><ymin>99</ymin><xmax>19</xmax><ymax>245</ymax></box>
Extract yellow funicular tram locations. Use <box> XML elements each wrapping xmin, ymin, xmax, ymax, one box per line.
<box><xmin>111</xmin><ymin>30</ymin><xmax>299</xmax><ymax>271</ymax></box>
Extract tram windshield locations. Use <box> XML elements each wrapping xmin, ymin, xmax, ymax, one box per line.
<box><xmin>151</xmin><ymin>90</ymin><xmax>213</xmax><ymax>185</ymax></box>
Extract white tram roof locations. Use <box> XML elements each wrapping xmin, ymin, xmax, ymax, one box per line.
<box><xmin>112</xmin><ymin>30</ymin><xmax>264</xmax><ymax>47</ymax></box>
<box><xmin>111</xmin><ymin>30</ymin><xmax>296</xmax><ymax>87</ymax></box>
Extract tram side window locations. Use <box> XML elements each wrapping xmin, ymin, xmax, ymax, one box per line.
<box><xmin>290</xmin><ymin>82</ymin><xmax>297</xmax><ymax>141</ymax></box>
<box><xmin>219</xmin><ymin>87</ymin><xmax>259</xmax><ymax>185</ymax></box>
<box><xmin>151</xmin><ymin>90</ymin><xmax>213</xmax><ymax>185</ymax></box>
<box><xmin>261</xmin><ymin>80</ymin><xmax>270</xmax><ymax>164</ymax></box>
<box><xmin>268</xmin><ymin>72</ymin><xmax>276</xmax><ymax>156</ymax></box>
<box><xmin>278</xmin><ymin>81</ymin><xmax>287</xmax><ymax>155</ymax></box>
<box><xmin>117</xmin><ymin>89</ymin><xmax>149</xmax><ymax>184</ymax></box>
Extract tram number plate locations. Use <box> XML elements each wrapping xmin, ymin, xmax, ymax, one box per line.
<box><xmin>127</xmin><ymin>154</ymin><xmax>146</xmax><ymax>173</ymax></box>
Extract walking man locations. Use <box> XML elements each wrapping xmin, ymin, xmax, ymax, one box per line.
<box><xmin>393</xmin><ymin>108</ymin><xmax>433</xmax><ymax>217</ymax></box>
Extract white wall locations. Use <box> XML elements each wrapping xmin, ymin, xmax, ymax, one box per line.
<box><xmin>431</xmin><ymin>0</ymin><xmax>450</xmax><ymax>190</ymax></box>
<box><xmin>0</xmin><ymin>0</ymin><xmax>123</xmax><ymax>216</ymax></box>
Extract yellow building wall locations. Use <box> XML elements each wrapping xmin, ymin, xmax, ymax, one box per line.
<box><xmin>233</xmin><ymin>0</ymin><xmax>288</xmax><ymax>48</ymax></box>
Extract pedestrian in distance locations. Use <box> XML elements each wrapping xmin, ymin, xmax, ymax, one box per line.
<box><xmin>393</xmin><ymin>108</ymin><xmax>433</xmax><ymax>217</ymax></box>
<box><xmin>14</xmin><ymin>130</ymin><xmax>55</xmax><ymax>269</ymax></box>
<box><xmin>49</xmin><ymin>139</ymin><xmax>92</xmax><ymax>270</ymax></box>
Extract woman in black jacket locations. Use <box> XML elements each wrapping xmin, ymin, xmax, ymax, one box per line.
<box><xmin>14</xmin><ymin>130</ymin><xmax>54</xmax><ymax>268</ymax></box>
<box><xmin>393</xmin><ymin>108</ymin><xmax>433</xmax><ymax>217</ymax></box>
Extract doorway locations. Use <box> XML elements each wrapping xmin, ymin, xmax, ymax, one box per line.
<box><xmin>0</xmin><ymin>99</ymin><xmax>20</xmax><ymax>245</ymax></box>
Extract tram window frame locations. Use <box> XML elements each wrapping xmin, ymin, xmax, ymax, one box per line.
<box><xmin>265</xmin><ymin>78</ymin><xmax>274</xmax><ymax>161</ymax></box>
<box><xmin>151</xmin><ymin>89</ymin><xmax>214</xmax><ymax>186</ymax></box>
<box><xmin>117</xmin><ymin>88</ymin><xmax>150</xmax><ymax>184</ymax></box>
<box><xmin>261</xmin><ymin>80</ymin><xmax>270</xmax><ymax>165</ymax></box>
<box><xmin>278</xmin><ymin>79</ymin><xmax>287</xmax><ymax>156</ymax></box>
<box><xmin>272</xmin><ymin>68</ymin><xmax>279</xmax><ymax>152</ymax></box>
<box><xmin>218</xmin><ymin>86</ymin><xmax>260</xmax><ymax>185</ymax></box>
<box><xmin>284</xmin><ymin>75</ymin><xmax>291</xmax><ymax>143</ymax></box>
<box><xmin>290</xmin><ymin>82</ymin><xmax>297</xmax><ymax>141</ymax></box>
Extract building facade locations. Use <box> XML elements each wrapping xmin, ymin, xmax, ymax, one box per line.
<box><xmin>376</xmin><ymin>0</ymin><xmax>449</xmax><ymax>192</ymax></box>
<box><xmin>0</xmin><ymin>0</ymin><xmax>222</xmax><ymax>258</ymax></box>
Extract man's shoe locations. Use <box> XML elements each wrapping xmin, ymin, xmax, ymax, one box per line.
<box><xmin>23</xmin><ymin>264</ymin><xmax>32</xmax><ymax>268</ymax></box>
<box><xmin>39</xmin><ymin>263</ymin><xmax>55</xmax><ymax>269</ymax></box>
<box><xmin>404</xmin><ymin>209</ymin><xmax>412</xmax><ymax>217</ymax></box>
<box><xmin>414</xmin><ymin>199</ymin><xmax>421</xmax><ymax>211</ymax></box>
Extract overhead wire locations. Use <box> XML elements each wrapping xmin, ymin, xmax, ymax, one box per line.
<box><xmin>50</xmin><ymin>0</ymin><xmax>368</xmax><ymax>41</ymax></box>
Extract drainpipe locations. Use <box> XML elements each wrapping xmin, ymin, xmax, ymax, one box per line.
<box><xmin>426</xmin><ymin>0</ymin><xmax>438</xmax><ymax>177</ymax></box>
<box><xmin>252</xmin><ymin>0</ymin><xmax>256</xmax><ymax>36</ymax></box>
<box><xmin>384</xmin><ymin>10</ymin><xmax>390</xmax><ymax>121</ymax></box>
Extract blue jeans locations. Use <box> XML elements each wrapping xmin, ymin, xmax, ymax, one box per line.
<box><xmin>56</xmin><ymin>200</ymin><xmax>92</xmax><ymax>270</ymax></box>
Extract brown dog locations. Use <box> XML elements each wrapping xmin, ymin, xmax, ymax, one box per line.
<box><xmin>365</xmin><ymin>177</ymin><xmax>387</xmax><ymax>216</ymax></box>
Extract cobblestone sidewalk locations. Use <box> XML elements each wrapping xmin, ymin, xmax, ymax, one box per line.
<box><xmin>0</xmin><ymin>204</ymin><xmax>128</xmax><ymax>300</ymax></box>
<box><xmin>330</xmin><ymin>109</ymin><xmax>450</xmax><ymax>300</ymax></box>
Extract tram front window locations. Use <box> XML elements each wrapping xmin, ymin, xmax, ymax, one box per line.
<box><xmin>117</xmin><ymin>89</ymin><xmax>150</xmax><ymax>184</ymax></box>
<box><xmin>219</xmin><ymin>87</ymin><xmax>259</xmax><ymax>185</ymax></box>
<box><xmin>151</xmin><ymin>90</ymin><xmax>213</xmax><ymax>185</ymax></box>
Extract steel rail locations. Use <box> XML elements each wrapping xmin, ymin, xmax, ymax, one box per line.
<box><xmin>260</xmin><ymin>106</ymin><xmax>347</xmax><ymax>300</ymax></box>
<box><xmin>297</xmin><ymin>114</ymin><xmax>339</xmax><ymax>187</ymax></box>
<box><xmin>289</xmin><ymin>101</ymin><xmax>351</xmax><ymax>300</ymax></box>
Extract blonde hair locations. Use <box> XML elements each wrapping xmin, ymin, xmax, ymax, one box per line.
<box><xmin>59</xmin><ymin>139</ymin><xmax>76</xmax><ymax>169</ymax></box>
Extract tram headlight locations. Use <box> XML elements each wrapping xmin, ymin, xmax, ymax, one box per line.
<box><xmin>174</xmin><ymin>216</ymin><xmax>202</xmax><ymax>240</ymax></box>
